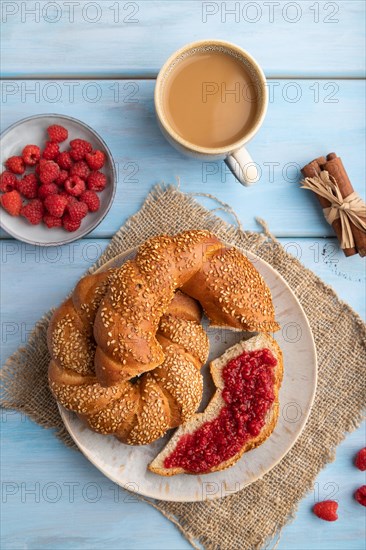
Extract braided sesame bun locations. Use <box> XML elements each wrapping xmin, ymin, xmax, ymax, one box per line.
<box><xmin>48</xmin><ymin>230</ymin><xmax>279</xmax><ymax>447</ymax></box>
<box><xmin>49</xmin><ymin>287</ymin><xmax>208</xmax><ymax>445</ymax></box>
<box><xmin>182</xmin><ymin>246</ymin><xmax>279</xmax><ymax>332</ymax></box>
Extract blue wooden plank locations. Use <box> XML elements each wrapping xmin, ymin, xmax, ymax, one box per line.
<box><xmin>1</xmin><ymin>80</ymin><xmax>365</xmax><ymax>239</ymax></box>
<box><xmin>277</xmin><ymin>425</ymin><xmax>366</xmax><ymax>550</ymax></box>
<box><xmin>1</xmin><ymin>2</ymin><xmax>365</xmax><ymax>547</ymax></box>
<box><xmin>1</xmin><ymin>1</ymin><xmax>365</xmax><ymax>78</ymax></box>
<box><xmin>1</xmin><ymin>237</ymin><xmax>364</xmax><ymax>362</ymax></box>
<box><xmin>0</xmin><ymin>413</ymin><xmax>193</xmax><ymax>550</ymax></box>
<box><xmin>1</xmin><ymin>411</ymin><xmax>365</xmax><ymax>550</ymax></box>
<box><xmin>1</xmin><ymin>236</ymin><xmax>365</xmax><ymax>549</ymax></box>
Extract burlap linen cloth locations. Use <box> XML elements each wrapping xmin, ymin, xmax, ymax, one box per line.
<box><xmin>1</xmin><ymin>184</ymin><xmax>365</xmax><ymax>550</ymax></box>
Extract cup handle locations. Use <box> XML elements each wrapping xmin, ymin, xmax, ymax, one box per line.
<box><xmin>225</xmin><ymin>147</ymin><xmax>260</xmax><ymax>186</ymax></box>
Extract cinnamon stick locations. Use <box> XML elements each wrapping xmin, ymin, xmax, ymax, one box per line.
<box><xmin>301</xmin><ymin>156</ymin><xmax>357</xmax><ymax>256</ymax></box>
<box><xmin>320</xmin><ymin>153</ymin><xmax>366</xmax><ymax>257</ymax></box>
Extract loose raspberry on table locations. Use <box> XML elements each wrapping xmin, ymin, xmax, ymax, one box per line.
<box><xmin>17</xmin><ymin>174</ymin><xmax>38</xmax><ymax>199</ymax></box>
<box><xmin>0</xmin><ymin>171</ymin><xmax>17</xmax><ymax>192</ymax></box>
<box><xmin>42</xmin><ymin>141</ymin><xmax>60</xmax><ymax>160</ymax></box>
<box><xmin>62</xmin><ymin>213</ymin><xmax>81</xmax><ymax>232</ymax></box>
<box><xmin>85</xmin><ymin>150</ymin><xmax>105</xmax><ymax>171</ymax></box>
<box><xmin>69</xmin><ymin>139</ymin><xmax>92</xmax><ymax>161</ymax></box>
<box><xmin>67</xmin><ymin>200</ymin><xmax>88</xmax><ymax>223</ymax></box>
<box><xmin>6</xmin><ymin>156</ymin><xmax>25</xmax><ymax>175</ymax></box>
<box><xmin>80</xmin><ymin>190</ymin><xmax>100</xmax><ymax>212</ymax></box>
<box><xmin>39</xmin><ymin>160</ymin><xmax>60</xmax><ymax>184</ymax></box>
<box><xmin>70</xmin><ymin>160</ymin><xmax>90</xmax><ymax>180</ymax></box>
<box><xmin>44</xmin><ymin>194</ymin><xmax>68</xmax><ymax>218</ymax></box>
<box><xmin>355</xmin><ymin>448</ymin><xmax>366</xmax><ymax>471</ymax></box>
<box><xmin>43</xmin><ymin>214</ymin><xmax>62</xmax><ymax>228</ymax></box>
<box><xmin>312</xmin><ymin>500</ymin><xmax>338</xmax><ymax>521</ymax></box>
<box><xmin>64</xmin><ymin>175</ymin><xmax>86</xmax><ymax>197</ymax></box>
<box><xmin>38</xmin><ymin>183</ymin><xmax>58</xmax><ymax>201</ymax></box>
<box><xmin>56</xmin><ymin>151</ymin><xmax>73</xmax><ymax>170</ymax></box>
<box><xmin>354</xmin><ymin>486</ymin><xmax>366</xmax><ymax>507</ymax></box>
<box><xmin>54</xmin><ymin>170</ymin><xmax>69</xmax><ymax>186</ymax></box>
<box><xmin>0</xmin><ymin>190</ymin><xmax>22</xmax><ymax>216</ymax></box>
<box><xmin>21</xmin><ymin>198</ymin><xmax>44</xmax><ymax>225</ymax></box>
<box><xmin>47</xmin><ymin>124</ymin><xmax>68</xmax><ymax>143</ymax></box>
<box><xmin>22</xmin><ymin>145</ymin><xmax>41</xmax><ymax>166</ymax></box>
<box><xmin>87</xmin><ymin>171</ymin><xmax>106</xmax><ymax>192</ymax></box>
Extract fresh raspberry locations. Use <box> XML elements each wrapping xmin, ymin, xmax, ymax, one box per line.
<box><xmin>40</xmin><ymin>159</ymin><xmax>48</xmax><ymax>167</ymax></box>
<box><xmin>42</xmin><ymin>141</ymin><xmax>60</xmax><ymax>160</ymax></box>
<box><xmin>38</xmin><ymin>183</ymin><xmax>58</xmax><ymax>201</ymax></box>
<box><xmin>64</xmin><ymin>175</ymin><xmax>85</xmax><ymax>197</ymax></box>
<box><xmin>54</xmin><ymin>170</ymin><xmax>69</xmax><ymax>186</ymax></box>
<box><xmin>39</xmin><ymin>160</ymin><xmax>60</xmax><ymax>184</ymax></box>
<box><xmin>36</xmin><ymin>159</ymin><xmax>51</xmax><ymax>176</ymax></box>
<box><xmin>70</xmin><ymin>160</ymin><xmax>90</xmax><ymax>180</ymax></box>
<box><xmin>354</xmin><ymin>486</ymin><xmax>366</xmax><ymax>507</ymax></box>
<box><xmin>85</xmin><ymin>150</ymin><xmax>105</xmax><ymax>170</ymax></box>
<box><xmin>67</xmin><ymin>200</ymin><xmax>88</xmax><ymax>222</ymax></box>
<box><xmin>47</xmin><ymin>124</ymin><xmax>68</xmax><ymax>143</ymax></box>
<box><xmin>0</xmin><ymin>171</ymin><xmax>17</xmax><ymax>192</ymax></box>
<box><xmin>6</xmin><ymin>156</ymin><xmax>25</xmax><ymax>175</ymax></box>
<box><xmin>0</xmin><ymin>190</ymin><xmax>22</xmax><ymax>216</ymax></box>
<box><xmin>43</xmin><ymin>214</ymin><xmax>62</xmax><ymax>228</ymax></box>
<box><xmin>62</xmin><ymin>213</ymin><xmax>81</xmax><ymax>232</ymax></box>
<box><xmin>355</xmin><ymin>448</ymin><xmax>366</xmax><ymax>471</ymax></box>
<box><xmin>80</xmin><ymin>190</ymin><xmax>100</xmax><ymax>212</ymax></box>
<box><xmin>44</xmin><ymin>194</ymin><xmax>68</xmax><ymax>218</ymax></box>
<box><xmin>69</xmin><ymin>139</ymin><xmax>92</xmax><ymax>161</ymax></box>
<box><xmin>59</xmin><ymin>192</ymin><xmax>78</xmax><ymax>208</ymax></box>
<box><xmin>313</xmin><ymin>501</ymin><xmax>338</xmax><ymax>522</ymax></box>
<box><xmin>21</xmin><ymin>198</ymin><xmax>44</xmax><ymax>225</ymax></box>
<box><xmin>17</xmin><ymin>174</ymin><xmax>38</xmax><ymax>199</ymax></box>
<box><xmin>87</xmin><ymin>171</ymin><xmax>106</xmax><ymax>192</ymax></box>
<box><xmin>59</xmin><ymin>190</ymin><xmax>71</xmax><ymax>199</ymax></box>
<box><xmin>22</xmin><ymin>145</ymin><xmax>41</xmax><ymax>166</ymax></box>
<box><xmin>56</xmin><ymin>151</ymin><xmax>73</xmax><ymax>170</ymax></box>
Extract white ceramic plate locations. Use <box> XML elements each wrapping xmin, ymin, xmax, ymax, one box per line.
<box><xmin>0</xmin><ymin>114</ymin><xmax>116</xmax><ymax>245</ymax></box>
<box><xmin>60</xmin><ymin>248</ymin><xmax>317</xmax><ymax>502</ymax></box>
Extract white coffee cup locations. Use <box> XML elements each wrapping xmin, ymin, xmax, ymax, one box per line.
<box><xmin>155</xmin><ymin>39</ymin><xmax>268</xmax><ymax>186</ymax></box>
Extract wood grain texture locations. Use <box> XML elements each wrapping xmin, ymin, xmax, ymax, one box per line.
<box><xmin>1</xmin><ymin>237</ymin><xmax>365</xmax><ymax>549</ymax></box>
<box><xmin>1</xmin><ymin>1</ymin><xmax>365</xmax><ymax>78</ymax></box>
<box><xmin>2</xmin><ymin>407</ymin><xmax>365</xmax><ymax>550</ymax></box>
<box><xmin>1</xmin><ymin>1</ymin><xmax>365</xmax><ymax>547</ymax></box>
<box><xmin>1</xmin><ymin>236</ymin><xmax>364</xmax><ymax>364</ymax></box>
<box><xmin>1</xmin><ymin>79</ymin><xmax>365</xmax><ymax>239</ymax></box>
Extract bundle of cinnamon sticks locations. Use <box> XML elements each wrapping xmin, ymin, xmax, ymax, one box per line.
<box><xmin>301</xmin><ymin>153</ymin><xmax>366</xmax><ymax>257</ymax></box>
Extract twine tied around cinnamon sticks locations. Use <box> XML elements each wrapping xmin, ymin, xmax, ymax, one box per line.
<box><xmin>301</xmin><ymin>171</ymin><xmax>366</xmax><ymax>250</ymax></box>
<box><xmin>301</xmin><ymin>153</ymin><xmax>366</xmax><ymax>257</ymax></box>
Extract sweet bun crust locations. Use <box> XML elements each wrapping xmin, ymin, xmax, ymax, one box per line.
<box><xmin>49</xmin><ymin>287</ymin><xmax>209</xmax><ymax>445</ymax></box>
<box><xmin>182</xmin><ymin>247</ymin><xmax>280</xmax><ymax>333</ymax></box>
<box><xmin>48</xmin><ymin>231</ymin><xmax>280</xmax><ymax>447</ymax></box>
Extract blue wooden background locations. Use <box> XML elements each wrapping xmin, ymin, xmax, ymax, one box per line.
<box><xmin>1</xmin><ymin>1</ymin><xmax>365</xmax><ymax>549</ymax></box>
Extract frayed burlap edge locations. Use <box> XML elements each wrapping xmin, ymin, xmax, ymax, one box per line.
<box><xmin>1</xmin><ymin>184</ymin><xmax>365</xmax><ymax>550</ymax></box>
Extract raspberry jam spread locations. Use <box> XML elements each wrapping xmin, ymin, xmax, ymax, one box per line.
<box><xmin>164</xmin><ymin>348</ymin><xmax>277</xmax><ymax>473</ymax></box>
